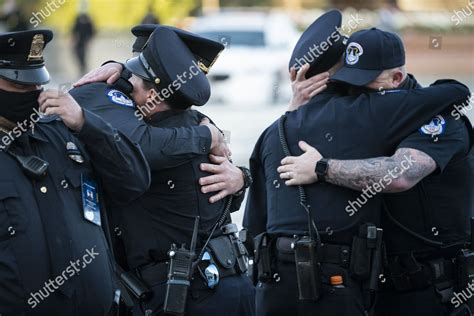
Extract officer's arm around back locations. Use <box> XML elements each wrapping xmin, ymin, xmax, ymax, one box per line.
<box><xmin>76</xmin><ymin>108</ymin><xmax>151</xmax><ymax>203</ymax></box>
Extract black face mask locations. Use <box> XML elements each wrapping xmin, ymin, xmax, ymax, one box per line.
<box><xmin>0</xmin><ymin>89</ymin><xmax>42</xmax><ymax>124</ymax></box>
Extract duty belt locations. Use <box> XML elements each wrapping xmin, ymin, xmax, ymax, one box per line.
<box><xmin>137</xmin><ymin>257</ymin><xmax>238</xmax><ymax>287</ymax></box>
<box><xmin>384</xmin><ymin>254</ymin><xmax>455</xmax><ymax>302</ymax></box>
<box><xmin>275</xmin><ymin>236</ymin><xmax>351</xmax><ymax>267</ymax></box>
<box><xmin>138</xmin><ymin>235</ymin><xmax>244</xmax><ymax>287</ymax></box>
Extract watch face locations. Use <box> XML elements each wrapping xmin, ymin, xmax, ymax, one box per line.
<box><xmin>316</xmin><ymin>159</ymin><xmax>329</xmax><ymax>177</ymax></box>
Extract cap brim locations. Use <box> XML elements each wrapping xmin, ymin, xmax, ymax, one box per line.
<box><xmin>0</xmin><ymin>66</ymin><xmax>50</xmax><ymax>85</ymax></box>
<box><xmin>125</xmin><ymin>56</ymin><xmax>152</xmax><ymax>81</ymax></box>
<box><xmin>331</xmin><ymin>66</ymin><xmax>382</xmax><ymax>87</ymax></box>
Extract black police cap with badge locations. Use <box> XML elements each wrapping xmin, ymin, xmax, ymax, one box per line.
<box><xmin>131</xmin><ymin>24</ymin><xmax>224</xmax><ymax>74</ymax></box>
<box><xmin>131</xmin><ymin>24</ymin><xmax>157</xmax><ymax>53</ymax></box>
<box><xmin>289</xmin><ymin>10</ymin><xmax>347</xmax><ymax>79</ymax></box>
<box><xmin>126</xmin><ymin>25</ymin><xmax>224</xmax><ymax>108</ymax></box>
<box><xmin>331</xmin><ymin>27</ymin><xmax>405</xmax><ymax>86</ymax></box>
<box><xmin>0</xmin><ymin>29</ymin><xmax>53</xmax><ymax>85</ymax></box>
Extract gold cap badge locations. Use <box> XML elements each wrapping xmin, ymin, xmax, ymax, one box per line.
<box><xmin>28</xmin><ymin>34</ymin><xmax>45</xmax><ymax>62</ymax></box>
<box><xmin>198</xmin><ymin>61</ymin><xmax>209</xmax><ymax>74</ymax></box>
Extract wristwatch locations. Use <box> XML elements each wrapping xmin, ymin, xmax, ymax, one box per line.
<box><xmin>234</xmin><ymin>167</ymin><xmax>253</xmax><ymax>196</ymax></box>
<box><xmin>315</xmin><ymin>158</ymin><xmax>330</xmax><ymax>183</ymax></box>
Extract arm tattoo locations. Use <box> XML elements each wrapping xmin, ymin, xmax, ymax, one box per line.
<box><xmin>326</xmin><ymin>148</ymin><xmax>437</xmax><ymax>193</ymax></box>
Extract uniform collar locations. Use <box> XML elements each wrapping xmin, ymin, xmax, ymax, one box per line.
<box><xmin>0</xmin><ymin>116</ymin><xmax>16</xmax><ymax>152</ymax></box>
<box><xmin>0</xmin><ymin>116</ymin><xmax>49</xmax><ymax>152</ymax></box>
<box><xmin>398</xmin><ymin>73</ymin><xmax>421</xmax><ymax>90</ymax></box>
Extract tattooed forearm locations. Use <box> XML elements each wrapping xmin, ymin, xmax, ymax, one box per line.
<box><xmin>396</xmin><ymin>148</ymin><xmax>437</xmax><ymax>187</ymax></box>
<box><xmin>326</xmin><ymin>156</ymin><xmax>397</xmax><ymax>191</ymax></box>
<box><xmin>326</xmin><ymin>148</ymin><xmax>437</xmax><ymax>193</ymax></box>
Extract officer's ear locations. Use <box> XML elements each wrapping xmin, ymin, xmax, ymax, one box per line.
<box><xmin>391</xmin><ymin>68</ymin><xmax>406</xmax><ymax>88</ymax></box>
<box><xmin>145</xmin><ymin>88</ymin><xmax>160</xmax><ymax>107</ymax></box>
<box><xmin>148</xmin><ymin>88</ymin><xmax>161</xmax><ymax>101</ymax></box>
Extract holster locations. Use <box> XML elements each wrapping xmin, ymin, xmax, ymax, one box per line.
<box><xmin>220</xmin><ymin>224</ymin><xmax>249</xmax><ymax>274</ymax></box>
<box><xmin>254</xmin><ymin>233</ymin><xmax>274</xmax><ymax>284</ymax></box>
<box><xmin>385</xmin><ymin>254</ymin><xmax>455</xmax><ymax>307</ymax></box>
<box><xmin>350</xmin><ymin>224</ymin><xmax>384</xmax><ymax>310</ymax></box>
<box><xmin>208</xmin><ymin>235</ymin><xmax>245</xmax><ymax>277</ymax></box>
<box><xmin>350</xmin><ymin>224</ymin><xmax>377</xmax><ymax>280</ymax></box>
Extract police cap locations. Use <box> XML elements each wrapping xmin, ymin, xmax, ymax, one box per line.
<box><xmin>131</xmin><ymin>24</ymin><xmax>224</xmax><ymax>74</ymax></box>
<box><xmin>0</xmin><ymin>29</ymin><xmax>53</xmax><ymax>85</ymax></box>
<box><xmin>131</xmin><ymin>24</ymin><xmax>156</xmax><ymax>53</ymax></box>
<box><xmin>331</xmin><ymin>27</ymin><xmax>405</xmax><ymax>86</ymax></box>
<box><xmin>289</xmin><ymin>10</ymin><xmax>347</xmax><ymax>78</ymax></box>
<box><xmin>126</xmin><ymin>26</ymin><xmax>224</xmax><ymax>108</ymax></box>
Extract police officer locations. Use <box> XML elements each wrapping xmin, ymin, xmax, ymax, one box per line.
<box><xmin>69</xmin><ymin>27</ymin><xmax>255</xmax><ymax>316</ymax></box>
<box><xmin>0</xmin><ymin>30</ymin><xmax>150</xmax><ymax>316</ymax></box>
<box><xmin>72</xmin><ymin>24</ymin><xmax>247</xmax><ymax>204</ymax></box>
<box><xmin>278</xmin><ymin>31</ymin><xmax>474</xmax><ymax>316</ymax></box>
<box><xmin>243</xmin><ymin>12</ymin><xmax>471</xmax><ymax>316</ymax></box>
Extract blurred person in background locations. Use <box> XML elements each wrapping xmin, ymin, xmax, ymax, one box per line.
<box><xmin>141</xmin><ymin>1</ymin><xmax>160</xmax><ymax>25</ymax></box>
<box><xmin>0</xmin><ymin>0</ymin><xmax>28</xmax><ymax>31</ymax></box>
<box><xmin>378</xmin><ymin>0</ymin><xmax>399</xmax><ymax>33</ymax></box>
<box><xmin>72</xmin><ymin>12</ymin><xmax>95</xmax><ymax>75</ymax></box>
<box><xmin>244</xmin><ymin>10</ymin><xmax>471</xmax><ymax>316</ymax></box>
<box><xmin>0</xmin><ymin>29</ymin><xmax>150</xmax><ymax>316</ymax></box>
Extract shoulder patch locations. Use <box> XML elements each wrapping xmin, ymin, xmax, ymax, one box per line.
<box><xmin>107</xmin><ymin>89</ymin><xmax>134</xmax><ymax>108</ymax></box>
<box><xmin>419</xmin><ymin>115</ymin><xmax>446</xmax><ymax>136</ymax></box>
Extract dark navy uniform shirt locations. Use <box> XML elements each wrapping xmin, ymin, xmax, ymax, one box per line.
<box><xmin>70</xmin><ymin>83</ymin><xmax>213</xmax><ymax>170</ymax></box>
<box><xmin>383</xmin><ymin>112</ymin><xmax>473</xmax><ymax>256</ymax></box>
<box><xmin>244</xmin><ymin>79</ymin><xmax>470</xmax><ymax>245</ymax></box>
<box><xmin>0</xmin><ymin>110</ymin><xmax>150</xmax><ymax>316</ymax></box>
<box><xmin>70</xmin><ymin>83</ymin><xmax>242</xmax><ymax>269</ymax></box>
<box><xmin>115</xmin><ymin>109</ymin><xmax>242</xmax><ymax>269</ymax></box>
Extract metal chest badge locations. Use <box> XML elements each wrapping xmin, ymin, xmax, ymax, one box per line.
<box><xmin>81</xmin><ymin>174</ymin><xmax>102</xmax><ymax>226</ymax></box>
<box><xmin>66</xmin><ymin>142</ymin><xmax>85</xmax><ymax>163</ymax></box>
